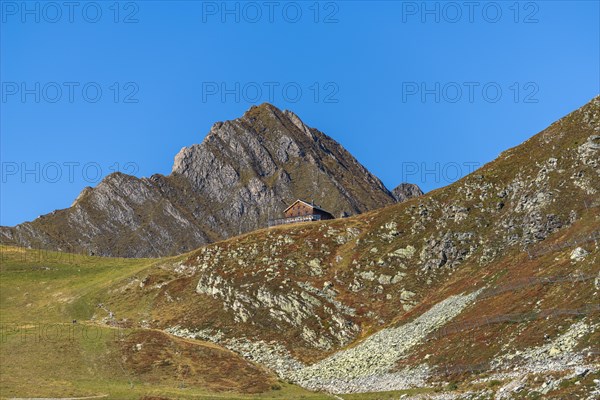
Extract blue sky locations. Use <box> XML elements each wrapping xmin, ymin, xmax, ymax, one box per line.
<box><xmin>1</xmin><ymin>0</ymin><xmax>599</xmax><ymax>226</ymax></box>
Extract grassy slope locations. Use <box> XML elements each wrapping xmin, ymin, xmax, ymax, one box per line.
<box><xmin>86</xmin><ymin>98</ymin><xmax>599</xmax><ymax>397</ymax></box>
<box><xmin>0</xmin><ymin>246</ymin><xmax>331</xmax><ymax>400</ymax></box>
<box><xmin>3</xmin><ymin>212</ymin><xmax>596</xmax><ymax>399</ymax></box>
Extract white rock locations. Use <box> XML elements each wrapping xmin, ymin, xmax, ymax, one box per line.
<box><xmin>570</xmin><ymin>247</ymin><xmax>589</xmax><ymax>261</ymax></box>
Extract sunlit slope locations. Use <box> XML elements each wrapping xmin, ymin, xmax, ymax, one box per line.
<box><xmin>92</xmin><ymin>97</ymin><xmax>600</xmax><ymax>397</ymax></box>
<box><xmin>0</xmin><ymin>247</ymin><xmax>328</xmax><ymax>399</ymax></box>
<box><xmin>1</xmin><ymin>97</ymin><xmax>599</xmax><ymax>399</ymax></box>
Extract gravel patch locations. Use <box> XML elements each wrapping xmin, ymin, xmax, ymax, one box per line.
<box><xmin>288</xmin><ymin>290</ymin><xmax>482</xmax><ymax>393</ymax></box>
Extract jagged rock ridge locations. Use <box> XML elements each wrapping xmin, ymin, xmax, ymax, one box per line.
<box><xmin>0</xmin><ymin>103</ymin><xmax>420</xmax><ymax>257</ymax></box>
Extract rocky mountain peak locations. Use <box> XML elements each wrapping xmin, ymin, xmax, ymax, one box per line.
<box><xmin>2</xmin><ymin>106</ymin><xmax>412</xmax><ymax>257</ymax></box>
<box><xmin>392</xmin><ymin>183</ymin><xmax>424</xmax><ymax>202</ymax></box>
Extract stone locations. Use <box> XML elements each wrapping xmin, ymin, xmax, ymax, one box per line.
<box><xmin>570</xmin><ymin>247</ymin><xmax>589</xmax><ymax>261</ymax></box>
<box><xmin>400</xmin><ymin>290</ymin><xmax>415</xmax><ymax>300</ymax></box>
<box><xmin>378</xmin><ymin>274</ymin><xmax>392</xmax><ymax>285</ymax></box>
<box><xmin>390</xmin><ymin>245</ymin><xmax>416</xmax><ymax>259</ymax></box>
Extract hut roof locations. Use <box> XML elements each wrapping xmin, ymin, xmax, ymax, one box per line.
<box><xmin>283</xmin><ymin>199</ymin><xmax>331</xmax><ymax>214</ymax></box>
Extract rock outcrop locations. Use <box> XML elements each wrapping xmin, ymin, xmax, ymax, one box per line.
<box><xmin>392</xmin><ymin>183</ymin><xmax>424</xmax><ymax>202</ymax></box>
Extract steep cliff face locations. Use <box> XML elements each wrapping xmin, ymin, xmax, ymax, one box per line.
<box><xmin>0</xmin><ymin>103</ymin><xmax>403</xmax><ymax>257</ymax></box>
<box><xmin>169</xmin><ymin>104</ymin><xmax>396</xmax><ymax>233</ymax></box>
